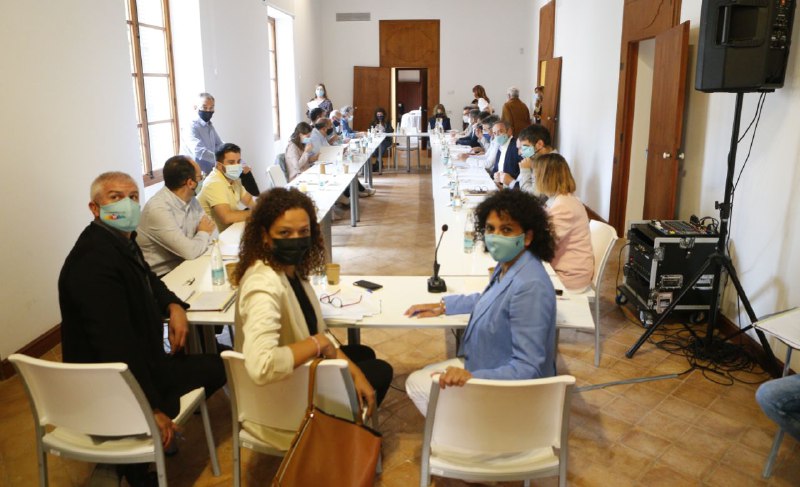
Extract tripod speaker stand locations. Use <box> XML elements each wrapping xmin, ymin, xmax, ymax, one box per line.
<box><xmin>625</xmin><ymin>92</ymin><xmax>779</xmax><ymax>377</ymax></box>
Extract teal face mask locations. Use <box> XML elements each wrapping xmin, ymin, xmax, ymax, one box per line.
<box><xmin>484</xmin><ymin>233</ymin><xmax>525</xmax><ymax>263</ymax></box>
<box><xmin>194</xmin><ymin>178</ymin><xmax>204</xmax><ymax>195</ymax></box>
<box><xmin>99</xmin><ymin>197</ymin><xmax>141</xmax><ymax>233</ymax></box>
<box><xmin>224</xmin><ymin>164</ymin><xmax>243</xmax><ymax>180</ymax></box>
<box><xmin>495</xmin><ymin>134</ymin><xmax>509</xmax><ymax>146</ymax></box>
<box><xmin>302</xmin><ymin>136</ymin><xmax>312</xmax><ymax>144</ymax></box>
<box><xmin>520</xmin><ymin>145</ymin><xmax>537</xmax><ymax>159</ymax></box>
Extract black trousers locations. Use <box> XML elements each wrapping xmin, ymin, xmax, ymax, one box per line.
<box><xmin>340</xmin><ymin>344</ymin><xmax>393</xmax><ymax>406</ymax></box>
<box><xmin>153</xmin><ymin>352</ymin><xmax>227</xmax><ymax>417</ymax></box>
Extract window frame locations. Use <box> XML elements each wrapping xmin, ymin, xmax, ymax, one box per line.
<box><xmin>268</xmin><ymin>16</ymin><xmax>280</xmax><ymax>141</ymax></box>
<box><xmin>126</xmin><ymin>0</ymin><xmax>180</xmax><ymax>186</ymax></box>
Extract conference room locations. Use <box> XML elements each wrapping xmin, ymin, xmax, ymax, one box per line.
<box><xmin>2</xmin><ymin>0</ymin><xmax>799</xmax><ymax>486</ymax></box>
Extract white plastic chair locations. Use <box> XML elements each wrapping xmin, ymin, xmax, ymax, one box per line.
<box><xmin>9</xmin><ymin>354</ymin><xmax>220</xmax><ymax>487</ymax></box>
<box><xmin>420</xmin><ymin>375</ymin><xmax>576</xmax><ymax>487</ymax></box>
<box><xmin>267</xmin><ymin>164</ymin><xmax>288</xmax><ymax>188</ymax></box>
<box><xmin>559</xmin><ymin>220</ymin><xmax>618</xmax><ymax>366</ymax></box>
<box><xmin>221</xmin><ymin>351</ymin><xmax>373</xmax><ymax>487</ymax></box>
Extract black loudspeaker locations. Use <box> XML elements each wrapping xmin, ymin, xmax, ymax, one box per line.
<box><xmin>696</xmin><ymin>0</ymin><xmax>796</xmax><ymax>92</ymax></box>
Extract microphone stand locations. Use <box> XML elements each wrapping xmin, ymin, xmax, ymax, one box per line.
<box><xmin>428</xmin><ymin>225</ymin><xmax>448</xmax><ymax>292</ymax></box>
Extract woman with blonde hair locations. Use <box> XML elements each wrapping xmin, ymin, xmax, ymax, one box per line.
<box><xmin>534</xmin><ymin>153</ymin><xmax>594</xmax><ymax>291</ymax></box>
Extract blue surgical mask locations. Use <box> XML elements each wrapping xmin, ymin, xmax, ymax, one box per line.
<box><xmin>484</xmin><ymin>233</ymin><xmax>525</xmax><ymax>263</ymax></box>
<box><xmin>98</xmin><ymin>197</ymin><xmax>141</xmax><ymax>233</ymax></box>
<box><xmin>302</xmin><ymin>136</ymin><xmax>312</xmax><ymax>144</ymax></box>
<box><xmin>194</xmin><ymin>178</ymin><xmax>204</xmax><ymax>195</ymax></box>
<box><xmin>223</xmin><ymin>164</ymin><xmax>243</xmax><ymax>180</ymax></box>
<box><xmin>520</xmin><ymin>145</ymin><xmax>537</xmax><ymax>159</ymax></box>
<box><xmin>495</xmin><ymin>134</ymin><xmax>509</xmax><ymax>146</ymax></box>
<box><xmin>483</xmin><ymin>133</ymin><xmax>491</xmax><ymax>142</ymax></box>
<box><xmin>316</xmin><ymin>88</ymin><xmax>325</xmax><ymax>97</ymax></box>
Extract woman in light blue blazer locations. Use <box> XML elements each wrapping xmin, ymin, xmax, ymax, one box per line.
<box><xmin>405</xmin><ymin>189</ymin><xmax>557</xmax><ymax>415</ymax></box>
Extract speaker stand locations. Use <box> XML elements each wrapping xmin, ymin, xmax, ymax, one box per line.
<box><xmin>625</xmin><ymin>92</ymin><xmax>780</xmax><ymax>377</ymax></box>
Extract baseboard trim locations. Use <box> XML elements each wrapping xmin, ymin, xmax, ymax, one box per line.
<box><xmin>716</xmin><ymin>315</ymin><xmax>786</xmax><ymax>376</ymax></box>
<box><xmin>0</xmin><ymin>324</ymin><xmax>61</xmax><ymax>380</ymax></box>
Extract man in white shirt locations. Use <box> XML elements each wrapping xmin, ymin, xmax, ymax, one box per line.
<box><xmin>136</xmin><ymin>156</ymin><xmax>216</xmax><ymax>276</ymax></box>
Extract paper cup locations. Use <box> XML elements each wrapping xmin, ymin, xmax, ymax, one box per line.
<box><xmin>325</xmin><ymin>263</ymin><xmax>341</xmax><ymax>285</ymax></box>
<box><xmin>319</xmin><ymin>164</ymin><xmax>326</xmax><ymax>175</ymax></box>
<box><xmin>226</xmin><ymin>262</ymin><xmax>239</xmax><ymax>287</ymax></box>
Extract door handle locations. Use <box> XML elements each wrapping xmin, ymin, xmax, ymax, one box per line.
<box><xmin>662</xmin><ymin>152</ymin><xmax>671</xmax><ymax>159</ymax></box>
<box><xmin>677</xmin><ymin>152</ymin><xmax>685</xmax><ymax>160</ymax></box>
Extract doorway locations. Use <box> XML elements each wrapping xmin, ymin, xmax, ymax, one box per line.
<box><xmin>625</xmin><ymin>38</ymin><xmax>655</xmax><ymax>226</ymax></box>
<box><xmin>392</xmin><ymin>68</ymin><xmax>428</xmax><ymax>130</ymax></box>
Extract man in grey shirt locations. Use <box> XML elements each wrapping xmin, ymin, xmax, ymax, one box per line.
<box><xmin>137</xmin><ymin>156</ymin><xmax>216</xmax><ymax>276</ymax></box>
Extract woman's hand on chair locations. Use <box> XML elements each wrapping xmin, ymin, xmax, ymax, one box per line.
<box><xmin>438</xmin><ymin>367</ymin><xmax>473</xmax><ymax>389</ymax></box>
<box><xmin>351</xmin><ymin>366</ymin><xmax>376</xmax><ymax>418</ymax></box>
<box><xmin>153</xmin><ymin>410</ymin><xmax>178</xmax><ymax>447</ymax></box>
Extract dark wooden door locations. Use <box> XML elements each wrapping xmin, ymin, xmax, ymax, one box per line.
<box><xmin>538</xmin><ymin>0</ymin><xmax>555</xmax><ymax>83</ymax></box>
<box><xmin>642</xmin><ymin>22</ymin><xmax>689</xmax><ymax>219</ymax></box>
<box><xmin>352</xmin><ymin>66</ymin><xmax>391</xmax><ymax>131</ymax></box>
<box><xmin>540</xmin><ymin>57</ymin><xmax>562</xmax><ymax>141</ymax></box>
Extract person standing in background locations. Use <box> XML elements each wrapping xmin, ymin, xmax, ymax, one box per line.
<box><xmin>533</xmin><ymin>86</ymin><xmax>544</xmax><ymax>124</ymax></box>
<box><xmin>501</xmin><ymin>87</ymin><xmax>531</xmax><ymax>135</ymax></box>
<box><xmin>307</xmin><ymin>83</ymin><xmax>333</xmax><ymax>117</ymax></box>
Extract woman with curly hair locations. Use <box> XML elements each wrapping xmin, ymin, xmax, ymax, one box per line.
<box><xmin>233</xmin><ymin>188</ymin><xmax>392</xmax><ymax>447</ymax></box>
<box><xmin>404</xmin><ymin>189</ymin><xmax>557</xmax><ymax>415</ymax></box>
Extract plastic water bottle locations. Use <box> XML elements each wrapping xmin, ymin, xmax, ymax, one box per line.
<box><xmin>464</xmin><ymin>212</ymin><xmax>475</xmax><ymax>253</ymax></box>
<box><xmin>211</xmin><ymin>240</ymin><xmax>225</xmax><ymax>286</ymax></box>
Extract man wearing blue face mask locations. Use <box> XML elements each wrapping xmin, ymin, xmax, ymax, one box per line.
<box><xmin>137</xmin><ymin>156</ymin><xmax>216</xmax><ymax>276</ymax></box>
<box><xmin>489</xmin><ymin>119</ymin><xmax>523</xmax><ymax>187</ymax></box>
<box><xmin>59</xmin><ymin>171</ymin><xmax>226</xmax><ymax>485</ymax></box>
<box><xmin>197</xmin><ymin>142</ymin><xmax>256</xmax><ymax>232</ymax></box>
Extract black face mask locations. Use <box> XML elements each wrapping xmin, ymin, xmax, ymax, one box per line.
<box><xmin>272</xmin><ymin>237</ymin><xmax>311</xmax><ymax>266</ymax></box>
<box><xmin>326</xmin><ymin>127</ymin><xmax>334</xmax><ymax>135</ymax></box>
<box><xmin>332</xmin><ymin>120</ymin><xmax>340</xmax><ymax>127</ymax></box>
<box><xmin>198</xmin><ymin>110</ymin><xmax>213</xmax><ymax>122</ymax></box>
<box><xmin>377</xmin><ymin>114</ymin><xmax>384</xmax><ymax>120</ymax></box>
<box><xmin>435</xmin><ymin>113</ymin><xmax>445</xmax><ymax>118</ymax></box>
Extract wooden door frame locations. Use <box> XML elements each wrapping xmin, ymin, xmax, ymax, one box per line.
<box><xmin>607</xmin><ymin>0</ymin><xmax>683</xmax><ymax>235</ymax></box>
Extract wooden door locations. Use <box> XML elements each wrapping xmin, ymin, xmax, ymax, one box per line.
<box><xmin>379</xmin><ymin>20</ymin><xmax>439</xmax><ymax>123</ymax></box>
<box><xmin>352</xmin><ymin>66</ymin><xmax>391</xmax><ymax>131</ymax></box>
<box><xmin>538</xmin><ymin>0</ymin><xmax>555</xmax><ymax>83</ymax></box>
<box><xmin>642</xmin><ymin>22</ymin><xmax>689</xmax><ymax>219</ymax></box>
<box><xmin>540</xmin><ymin>57</ymin><xmax>562</xmax><ymax>141</ymax></box>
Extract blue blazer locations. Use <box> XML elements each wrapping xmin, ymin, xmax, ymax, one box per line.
<box><xmin>443</xmin><ymin>251</ymin><xmax>556</xmax><ymax>380</ymax></box>
<box><xmin>491</xmin><ymin>136</ymin><xmax>522</xmax><ymax>180</ymax></box>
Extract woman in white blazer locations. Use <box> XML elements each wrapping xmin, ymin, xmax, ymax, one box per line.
<box><xmin>233</xmin><ymin>188</ymin><xmax>392</xmax><ymax>448</ymax></box>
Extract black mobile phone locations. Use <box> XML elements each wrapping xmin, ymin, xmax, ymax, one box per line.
<box><xmin>353</xmin><ymin>280</ymin><xmax>383</xmax><ymax>291</ymax></box>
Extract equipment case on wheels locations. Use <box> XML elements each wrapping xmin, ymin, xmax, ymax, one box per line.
<box><xmin>617</xmin><ymin>221</ymin><xmax>720</xmax><ymax>326</ymax></box>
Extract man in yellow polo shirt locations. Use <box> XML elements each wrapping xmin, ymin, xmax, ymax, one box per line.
<box><xmin>197</xmin><ymin>142</ymin><xmax>255</xmax><ymax>232</ymax></box>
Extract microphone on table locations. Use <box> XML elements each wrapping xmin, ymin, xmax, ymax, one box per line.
<box><xmin>428</xmin><ymin>224</ymin><xmax>448</xmax><ymax>293</ymax></box>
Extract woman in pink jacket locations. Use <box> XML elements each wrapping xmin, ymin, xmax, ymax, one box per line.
<box><xmin>534</xmin><ymin>153</ymin><xmax>594</xmax><ymax>291</ymax></box>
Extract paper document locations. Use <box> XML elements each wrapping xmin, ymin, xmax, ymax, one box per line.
<box><xmin>306</xmin><ymin>99</ymin><xmax>321</xmax><ymax>111</ymax></box>
<box><xmin>188</xmin><ymin>290</ymin><xmax>237</xmax><ymax>311</ymax></box>
<box><xmin>318</xmin><ymin>146</ymin><xmax>344</xmax><ymax>162</ymax></box>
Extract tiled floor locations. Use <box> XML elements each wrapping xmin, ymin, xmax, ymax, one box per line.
<box><xmin>1</xmin><ymin>159</ymin><xmax>798</xmax><ymax>486</ymax></box>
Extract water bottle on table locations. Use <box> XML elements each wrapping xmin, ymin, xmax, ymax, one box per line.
<box><xmin>211</xmin><ymin>240</ymin><xmax>225</xmax><ymax>286</ymax></box>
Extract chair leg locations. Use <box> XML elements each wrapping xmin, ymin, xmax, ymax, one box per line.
<box><xmin>200</xmin><ymin>400</ymin><xmax>220</xmax><ymax>476</ymax></box>
<box><xmin>155</xmin><ymin>454</ymin><xmax>168</xmax><ymax>487</ymax></box>
<box><xmin>233</xmin><ymin>434</ymin><xmax>242</xmax><ymax>487</ymax></box>
<box><xmin>594</xmin><ymin>296</ymin><xmax>601</xmax><ymax>367</ymax></box>
<box><xmin>36</xmin><ymin>439</ymin><xmax>48</xmax><ymax>487</ymax></box>
<box><xmin>763</xmin><ymin>429</ymin><xmax>784</xmax><ymax>478</ymax></box>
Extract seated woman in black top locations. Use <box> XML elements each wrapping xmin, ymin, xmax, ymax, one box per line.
<box><xmin>428</xmin><ymin>103</ymin><xmax>452</xmax><ymax>131</ymax></box>
<box><xmin>369</xmin><ymin>107</ymin><xmax>394</xmax><ymax>171</ymax></box>
<box><xmin>234</xmin><ymin>188</ymin><xmax>392</xmax><ymax>448</ymax></box>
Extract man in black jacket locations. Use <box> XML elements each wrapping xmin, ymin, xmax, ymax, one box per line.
<box><xmin>59</xmin><ymin>171</ymin><xmax>225</xmax><ymax>485</ymax></box>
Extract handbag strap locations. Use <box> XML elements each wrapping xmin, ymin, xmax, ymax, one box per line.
<box><xmin>305</xmin><ymin>357</ymin><xmax>325</xmax><ymax>414</ymax></box>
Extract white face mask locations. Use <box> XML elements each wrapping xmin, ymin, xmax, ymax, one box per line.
<box><xmin>463</xmin><ymin>115</ymin><xmax>470</xmax><ymax>124</ymax></box>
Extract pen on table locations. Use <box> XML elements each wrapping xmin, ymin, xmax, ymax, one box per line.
<box><xmin>184</xmin><ymin>290</ymin><xmax>195</xmax><ymax>302</ymax></box>
<box><xmin>184</xmin><ymin>277</ymin><xmax>196</xmax><ymax>286</ymax></box>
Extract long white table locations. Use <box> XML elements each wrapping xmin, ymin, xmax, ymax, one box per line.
<box><xmin>161</xmin><ymin>260</ymin><xmax>594</xmax><ymax>335</ymax></box>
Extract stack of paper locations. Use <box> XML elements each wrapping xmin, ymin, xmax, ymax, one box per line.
<box><xmin>188</xmin><ymin>290</ymin><xmax>237</xmax><ymax>312</ymax></box>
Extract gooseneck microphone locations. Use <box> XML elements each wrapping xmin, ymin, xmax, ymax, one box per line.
<box><xmin>428</xmin><ymin>224</ymin><xmax>448</xmax><ymax>293</ymax></box>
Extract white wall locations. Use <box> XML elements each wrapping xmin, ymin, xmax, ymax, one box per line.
<box><xmin>549</xmin><ymin>0</ymin><xmax>800</xmax><ymax>364</ymax></box>
<box><xmin>551</xmin><ymin>0</ymin><xmax>623</xmax><ymax>218</ymax></box>
<box><xmin>198</xmin><ymin>0</ymin><xmax>277</xmax><ymax>191</ymax></box>
<box><xmin>317</xmin><ymin>0</ymin><xmax>537</xmax><ymax>122</ymax></box>
<box><xmin>0</xmin><ymin>0</ymin><xmax>142</xmax><ymax>359</ymax></box>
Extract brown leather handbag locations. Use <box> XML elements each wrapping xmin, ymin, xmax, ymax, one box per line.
<box><xmin>272</xmin><ymin>358</ymin><xmax>382</xmax><ymax>487</ymax></box>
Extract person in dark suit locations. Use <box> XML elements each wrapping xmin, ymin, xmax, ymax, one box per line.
<box><xmin>59</xmin><ymin>171</ymin><xmax>225</xmax><ymax>486</ymax></box>
<box><xmin>456</xmin><ymin>108</ymin><xmax>482</xmax><ymax>147</ymax></box>
<box><xmin>489</xmin><ymin>119</ymin><xmax>523</xmax><ymax>186</ymax></box>
<box><xmin>428</xmin><ymin>103</ymin><xmax>452</xmax><ymax>131</ymax></box>
<box><xmin>370</xmin><ymin>107</ymin><xmax>394</xmax><ymax>172</ymax></box>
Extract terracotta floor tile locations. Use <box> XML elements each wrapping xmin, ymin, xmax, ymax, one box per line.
<box><xmin>654</xmin><ymin>396</ymin><xmax>707</xmax><ymax>423</ymax></box>
<box><xmin>672</xmin><ymin>381</ymin><xmax>722</xmax><ymax>409</ymax></box>
<box><xmin>658</xmin><ymin>445</ymin><xmax>716</xmax><ymax>480</ymax></box>
<box><xmin>704</xmin><ymin>463</ymin><xmax>768</xmax><ymax>487</ymax></box>
<box><xmin>672</xmin><ymin>426</ymin><xmax>733</xmax><ymax>461</ymax></box>
<box><xmin>638</xmin><ymin>462</ymin><xmax>701</xmax><ymax>486</ymax></box>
